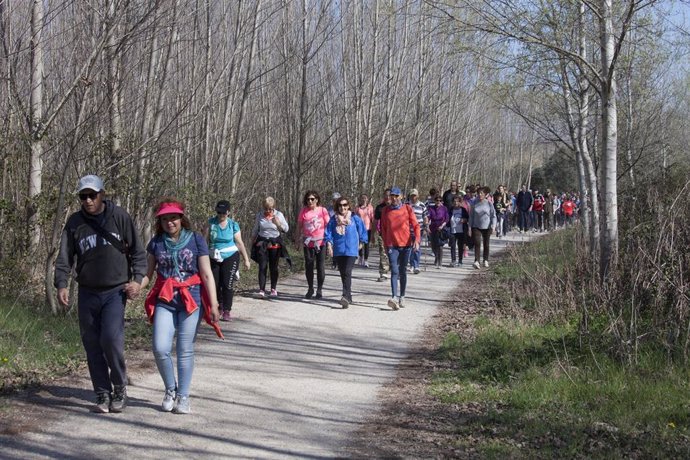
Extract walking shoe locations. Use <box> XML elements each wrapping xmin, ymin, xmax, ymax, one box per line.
<box><xmin>473</xmin><ymin>261</ymin><xmax>481</xmax><ymax>269</ymax></box>
<box><xmin>258</xmin><ymin>290</ymin><xmax>266</xmax><ymax>298</ymax></box>
<box><xmin>340</xmin><ymin>296</ymin><xmax>349</xmax><ymax>309</ymax></box>
<box><xmin>363</xmin><ymin>261</ymin><xmax>369</xmax><ymax>268</ymax></box>
<box><xmin>376</xmin><ymin>275</ymin><xmax>389</xmax><ymax>282</ymax></box>
<box><xmin>110</xmin><ymin>385</ymin><xmax>127</xmax><ymax>413</ymax></box>
<box><xmin>93</xmin><ymin>392</ymin><xmax>111</xmax><ymax>413</ymax></box>
<box><xmin>315</xmin><ymin>290</ymin><xmax>323</xmax><ymax>299</ymax></box>
<box><xmin>305</xmin><ymin>288</ymin><xmax>314</xmax><ymax>299</ymax></box>
<box><xmin>406</xmin><ymin>267</ymin><xmax>413</xmax><ymax>273</ymax></box>
<box><xmin>173</xmin><ymin>395</ymin><xmax>191</xmax><ymax>414</ymax></box>
<box><xmin>270</xmin><ymin>289</ymin><xmax>278</xmax><ymax>297</ymax></box>
<box><xmin>387</xmin><ymin>298</ymin><xmax>399</xmax><ymax>311</ymax></box>
<box><xmin>398</xmin><ymin>296</ymin><xmax>405</xmax><ymax>308</ymax></box>
<box><xmin>413</xmin><ymin>268</ymin><xmax>420</xmax><ymax>274</ymax></box>
<box><xmin>162</xmin><ymin>388</ymin><xmax>176</xmax><ymax>412</ymax></box>
<box><xmin>483</xmin><ymin>260</ymin><xmax>489</xmax><ymax>268</ymax></box>
<box><xmin>221</xmin><ymin>310</ymin><xmax>232</xmax><ymax>322</ymax></box>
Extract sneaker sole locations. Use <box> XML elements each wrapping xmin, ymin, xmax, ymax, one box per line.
<box><xmin>387</xmin><ymin>299</ymin><xmax>399</xmax><ymax>311</ymax></box>
<box><xmin>92</xmin><ymin>406</ymin><xmax>109</xmax><ymax>414</ymax></box>
<box><xmin>340</xmin><ymin>298</ymin><xmax>349</xmax><ymax>309</ymax></box>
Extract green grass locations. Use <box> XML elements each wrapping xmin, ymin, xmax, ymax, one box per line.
<box><xmin>0</xmin><ymin>298</ymin><xmax>83</xmax><ymax>392</ymax></box>
<box><xmin>430</xmin><ymin>231</ymin><xmax>690</xmax><ymax>457</ymax></box>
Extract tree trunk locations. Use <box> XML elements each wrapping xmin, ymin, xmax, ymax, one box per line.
<box><xmin>599</xmin><ymin>0</ymin><xmax>619</xmax><ymax>282</ymax></box>
<box><xmin>28</xmin><ymin>0</ymin><xmax>45</xmax><ymax>254</ymax></box>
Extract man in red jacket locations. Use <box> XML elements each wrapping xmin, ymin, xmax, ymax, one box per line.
<box><xmin>380</xmin><ymin>187</ymin><xmax>421</xmax><ymax>310</ymax></box>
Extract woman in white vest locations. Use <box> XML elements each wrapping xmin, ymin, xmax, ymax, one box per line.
<box><xmin>205</xmin><ymin>200</ymin><xmax>251</xmax><ymax>321</ymax></box>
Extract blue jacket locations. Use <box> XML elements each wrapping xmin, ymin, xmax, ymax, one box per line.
<box><xmin>325</xmin><ymin>214</ymin><xmax>368</xmax><ymax>257</ymax></box>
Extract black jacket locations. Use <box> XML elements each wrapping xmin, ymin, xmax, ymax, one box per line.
<box><xmin>54</xmin><ymin>200</ymin><xmax>147</xmax><ymax>290</ymax></box>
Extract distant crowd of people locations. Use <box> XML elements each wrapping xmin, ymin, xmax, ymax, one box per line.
<box><xmin>54</xmin><ymin>174</ymin><xmax>576</xmax><ymax>416</ymax></box>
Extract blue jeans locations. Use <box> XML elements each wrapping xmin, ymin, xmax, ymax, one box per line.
<box><xmin>77</xmin><ymin>286</ymin><xmax>127</xmax><ymax>395</ymax></box>
<box><xmin>387</xmin><ymin>247</ymin><xmax>412</xmax><ymax>298</ymax></box>
<box><xmin>409</xmin><ymin>248</ymin><xmax>421</xmax><ymax>269</ymax></box>
<box><xmin>152</xmin><ymin>304</ymin><xmax>202</xmax><ymax>397</ymax></box>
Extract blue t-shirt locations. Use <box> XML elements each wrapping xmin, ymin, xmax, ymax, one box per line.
<box><xmin>146</xmin><ymin>232</ymin><xmax>209</xmax><ymax>308</ymax></box>
<box><xmin>208</xmin><ymin>216</ymin><xmax>240</xmax><ymax>260</ymax></box>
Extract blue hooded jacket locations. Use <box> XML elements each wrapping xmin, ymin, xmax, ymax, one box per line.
<box><xmin>325</xmin><ymin>214</ymin><xmax>368</xmax><ymax>257</ymax></box>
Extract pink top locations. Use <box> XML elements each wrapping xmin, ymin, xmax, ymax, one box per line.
<box><xmin>297</xmin><ymin>206</ymin><xmax>330</xmax><ymax>247</ymax></box>
<box><xmin>355</xmin><ymin>204</ymin><xmax>374</xmax><ymax>230</ymax></box>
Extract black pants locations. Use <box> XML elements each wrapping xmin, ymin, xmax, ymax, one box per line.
<box><xmin>258</xmin><ymin>247</ymin><xmax>280</xmax><ymax>291</ymax></box>
<box><xmin>472</xmin><ymin>228</ymin><xmax>491</xmax><ymax>262</ymax></box>
<box><xmin>304</xmin><ymin>246</ymin><xmax>326</xmax><ymax>291</ymax></box>
<box><xmin>334</xmin><ymin>256</ymin><xmax>356</xmax><ymax>301</ymax></box>
<box><xmin>430</xmin><ymin>229</ymin><xmax>444</xmax><ymax>265</ymax></box>
<box><xmin>78</xmin><ymin>286</ymin><xmax>127</xmax><ymax>395</ymax></box>
<box><xmin>359</xmin><ymin>229</ymin><xmax>373</xmax><ymax>260</ymax></box>
<box><xmin>211</xmin><ymin>252</ymin><xmax>240</xmax><ymax>311</ymax></box>
<box><xmin>449</xmin><ymin>232</ymin><xmax>464</xmax><ymax>263</ymax></box>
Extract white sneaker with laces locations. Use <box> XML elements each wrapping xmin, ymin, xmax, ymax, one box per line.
<box><xmin>473</xmin><ymin>261</ymin><xmax>480</xmax><ymax>269</ymax></box>
<box><xmin>162</xmin><ymin>388</ymin><xmax>176</xmax><ymax>412</ymax></box>
<box><xmin>173</xmin><ymin>395</ymin><xmax>191</xmax><ymax>414</ymax></box>
<box><xmin>398</xmin><ymin>296</ymin><xmax>405</xmax><ymax>308</ymax></box>
<box><xmin>387</xmin><ymin>298</ymin><xmax>399</xmax><ymax>310</ymax></box>
<box><xmin>483</xmin><ymin>260</ymin><xmax>489</xmax><ymax>268</ymax></box>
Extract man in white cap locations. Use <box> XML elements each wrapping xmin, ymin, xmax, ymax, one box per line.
<box><xmin>54</xmin><ymin>174</ymin><xmax>147</xmax><ymax>414</ymax></box>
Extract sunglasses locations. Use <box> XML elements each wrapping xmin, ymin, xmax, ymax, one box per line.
<box><xmin>307</xmin><ymin>197</ymin><xmax>317</xmax><ymax>201</ymax></box>
<box><xmin>338</xmin><ymin>202</ymin><xmax>349</xmax><ymax>207</ymax></box>
<box><xmin>79</xmin><ymin>192</ymin><xmax>99</xmax><ymax>201</ymax></box>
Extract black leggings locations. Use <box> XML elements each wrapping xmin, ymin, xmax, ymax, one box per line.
<box><xmin>258</xmin><ymin>247</ymin><xmax>280</xmax><ymax>291</ymax></box>
<box><xmin>449</xmin><ymin>232</ymin><xmax>464</xmax><ymax>262</ymax></box>
<box><xmin>359</xmin><ymin>229</ymin><xmax>373</xmax><ymax>260</ymax></box>
<box><xmin>304</xmin><ymin>246</ymin><xmax>326</xmax><ymax>290</ymax></box>
<box><xmin>472</xmin><ymin>228</ymin><xmax>491</xmax><ymax>262</ymax></box>
<box><xmin>334</xmin><ymin>256</ymin><xmax>356</xmax><ymax>301</ymax></box>
<box><xmin>211</xmin><ymin>252</ymin><xmax>240</xmax><ymax>311</ymax></box>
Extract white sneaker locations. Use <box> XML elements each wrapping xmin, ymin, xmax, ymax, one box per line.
<box><xmin>413</xmin><ymin>268</ymin><xmax>420</xmax><ymax>274</ymax></box>
<box><xmin>473</xmin><ymin>261</ymin><xmax>480</xmax><ymax>269</ymax></box>
<box><xmin>173</xmin><ymin>395</ymin><xmax>191</xmax><ymax>414</ymax></box>
<box><xmin>483</xmin><ymin>260</ymin><xmax>489</xmax><ymax>268</ymax></box>
<box><xmin>398</xmin><ymin>296</ymin><xmax>405</xmax><ymax>308</ymax></box>
<box><xmin>387</xmin><ymin>298</ymin><xmax>399</xmax><ymax>311</ymax></box>
<box><xmin>162</xmin><ymin>388</ymin><xmax>176</xmax><ymax>412</ymax></box>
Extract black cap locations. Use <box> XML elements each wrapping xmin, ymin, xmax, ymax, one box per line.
<box><xmin>215</xmin><ymin>200</ymin><xmax>230</xmax><ymax>213</ymax></box>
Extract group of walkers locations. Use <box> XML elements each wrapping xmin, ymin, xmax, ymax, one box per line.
<box><xmin>54</xmin><ymin>173</ymin><xmax>574</xmax><ymax>418</ymax></box>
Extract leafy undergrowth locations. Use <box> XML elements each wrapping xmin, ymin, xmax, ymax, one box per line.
<box><xmin>432</xmin><ymin>318</ymin><xmax>690</xmax><ymax>458</ymax></box>
<box><xmin>351</xmin><ymin>230</ymin><xmax>690</xmax><ymax>458</ymax></box>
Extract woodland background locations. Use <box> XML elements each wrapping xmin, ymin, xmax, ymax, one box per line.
<box><xmin>0</xmin><ymin>1</ymin><xmax>689</xmax><ymax>324</ymax></box>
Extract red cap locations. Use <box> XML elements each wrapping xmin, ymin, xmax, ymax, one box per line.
<box><xmin>156</xmin><ymin>202</ymin><xmax>185</xmax><ymax>217</ymax></box>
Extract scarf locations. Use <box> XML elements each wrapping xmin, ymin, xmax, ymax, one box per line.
<box><xmin>164</xmin><ymin>228</ymin><xmax>194</xmax><ymax>279</ymax></box>
<box><xmin>335</xmin><ymin>211</ymin><xmax>351</xmax><ymax>235</ymax></box>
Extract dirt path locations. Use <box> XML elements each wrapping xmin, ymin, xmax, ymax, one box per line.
<box><xmin>1</xmin><ymin>234</ymin><xmax>532</xmax><ymax>459</ymax></box>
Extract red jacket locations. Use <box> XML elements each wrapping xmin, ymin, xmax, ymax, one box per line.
<box><xmin>381</xmin><ymin>204</ymin><xmax>421</xmax><ymax>248</ymax></box>
<box><xmin>144</xmin><ymin>273</ymin><xmax>224</xmax><ymax>339</ymax></box>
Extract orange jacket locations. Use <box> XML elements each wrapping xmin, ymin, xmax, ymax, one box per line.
<box><xmin>381</xmin><ymin>204</ymin><xmax>421</xmax><ymax>248</ymax></box>
<box><xmin>144</xmin><ymin>273</ymin><xmax>224</xmax><ymax>339</ymax></box>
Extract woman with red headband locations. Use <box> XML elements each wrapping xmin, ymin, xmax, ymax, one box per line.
<box><xmin>140</xmin><ymin>198</ymin><xmax>220</xmax><ymax>414</ymax></box>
